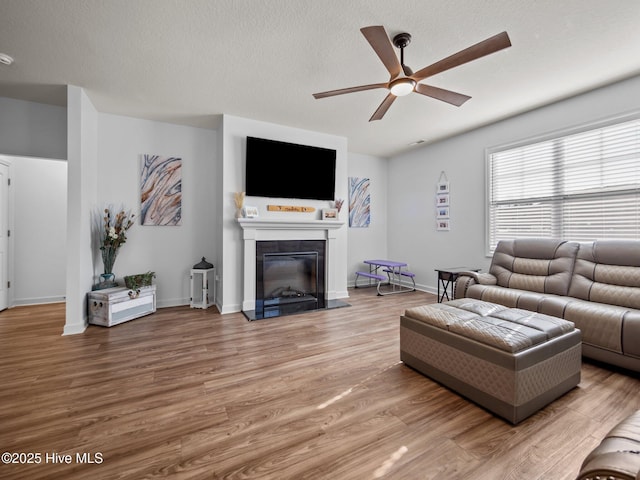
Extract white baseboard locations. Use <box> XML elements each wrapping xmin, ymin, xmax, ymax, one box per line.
<box><xmin>219</xmin><ymin>303</ymin><xmax>241</xmax><ymax>314</ymax></box>
<box><xmin>12</xmin><ymin>296</ymin><xmax>65</xmax><ymax>306</ymax></box>
<box><xmin>156</xmin><ymin>297</ymin><xmax>189</xmax><ymax>308</ymax></box>
<box><xmin>63</xmin><ymin>322</ymin><xmax>87</xmax><ymax>336</ymax></box>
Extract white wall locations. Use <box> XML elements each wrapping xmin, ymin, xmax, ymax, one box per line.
<box><xmin>97</xmin><ymin>113</ymin><xmax>217</xmax><ymax>307</ymax></box>
<box><xmin>346</xmin><ymin>152</ymin><xmax>389</xmax><ymax>285</ymax></box>
<box><xmin>11</xmin><ymin>156</ymin><xmax>67</xmax><ymax>305</ymax></box>
<box><xmin>0</xmin><ymin>97</ymin><xmax>67</xmax><ymax>160</ymax></box>
<box><xmin>387</xmin><ymin>74</ymin><xmax>640</xmax><ymax>293</ymax></box>
<box><xmin>217</xmin><ymin>115</ymin><xmax>349</xmax><ymax>314</ymax></box>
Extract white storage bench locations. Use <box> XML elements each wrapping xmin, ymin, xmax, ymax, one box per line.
<box><xmin>88</xmin><ymin>285</ymin><xmax>156</xmax><ymax>327</ymax></box>
<box><xmin>400</xmin><ymin>298</ymin><xmax>582</xmax><ymax>424</ymax></box>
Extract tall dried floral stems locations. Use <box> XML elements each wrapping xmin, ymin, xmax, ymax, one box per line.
<box><xmin>234</xmin><ymin>192</ymin><xmax>245</xmax><ymax>210</ymax></box>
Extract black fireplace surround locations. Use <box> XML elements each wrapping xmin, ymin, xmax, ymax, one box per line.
<box><xmin>252</xmin><ymin>240</ymin><xmax>326</xmax><ymax>320</ymax></box>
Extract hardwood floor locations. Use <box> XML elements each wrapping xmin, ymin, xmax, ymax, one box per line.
<box><xmin>1</xmin><ymin>288</ymin><xmax>639</xmax><ymax>480</ymax></box>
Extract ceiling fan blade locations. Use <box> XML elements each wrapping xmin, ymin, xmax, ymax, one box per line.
<box><xmin>412</xmin><ymin>31</ymin><xmax>511</xmax><ymax>82</ymax></box>
<box><xmin>415</xmin><ymin>84</ymin><xmax>471</xmax><ymax>106</ymax></box>
<box><xmin>313</xmin><ymin>83</ymin><xmax>387</xmax><ymax>99</ymax></box>
<box><xmin>360</xmin><ymin>26</ymin><xmax>402</xmax><ymax>79</ymax></box>
<box><xmin>369</xmin><ymin>93</ymin><xmax>397</xmax><ymax>121</ymax></box>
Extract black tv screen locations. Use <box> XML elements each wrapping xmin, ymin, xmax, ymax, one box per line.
<box><xmin>245</xmin><ymin>136</ymin><xmax>336</xmax><ymax>201</ymax></box>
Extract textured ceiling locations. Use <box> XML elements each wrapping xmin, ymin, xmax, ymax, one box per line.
<box><xmin>1</xmin><ymin>0</ymin><xmax>640</xmax><ymax>157</ymax></box>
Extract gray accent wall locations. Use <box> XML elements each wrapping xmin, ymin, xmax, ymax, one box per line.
<box><xmin>0</xmin><ymin>97</ymin><xmax>67</xmax><ymax>160</ymax></box>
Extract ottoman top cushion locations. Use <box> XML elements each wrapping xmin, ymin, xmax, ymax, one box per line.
<box><xmin>404</xmin><ymin>299</ymin><xmax>575</xmax><ymax>353</ymax></box>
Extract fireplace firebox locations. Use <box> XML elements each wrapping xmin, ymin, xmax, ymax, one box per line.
<box><xmin>254</xmin><ymin>240</ymin><xmax>326</xmax><ymax>319</ymax></box>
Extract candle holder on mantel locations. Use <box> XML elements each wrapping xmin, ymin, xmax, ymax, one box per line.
<box><xmin>190</xmin><ymin>257</ymin><xmax>215</xmax><ymax>309</ymax></box>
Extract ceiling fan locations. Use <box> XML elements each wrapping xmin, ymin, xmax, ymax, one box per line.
<box><xmin>312</xmin><ymin>26</ymin><xmax>512</xmax><ymax>121</ymax></box>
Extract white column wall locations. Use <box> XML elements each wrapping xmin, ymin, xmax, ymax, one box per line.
<box><xmin>64</xmin><ymin>85</ymin><xmax>98</xmax><ymax>335</ymax></box>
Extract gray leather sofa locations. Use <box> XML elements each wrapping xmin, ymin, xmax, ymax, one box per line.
<box><xmin>454</xmin><ymin>238</ymin><xmax>640</xmax><ymax>372</ymax></box>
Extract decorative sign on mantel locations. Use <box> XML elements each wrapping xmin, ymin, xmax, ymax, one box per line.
<box><xmin>267</xmin><ymin>205</ymin><xmax>316</xmax><ymax>213</ymax></box>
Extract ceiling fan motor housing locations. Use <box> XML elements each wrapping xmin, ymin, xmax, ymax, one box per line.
<box><xmin>392</xmin><ymin>32</ymin><xmax>412</xmax><ymax>49</ymax></box>
<box><xmin>393</xmin><ymin>33</ymin><xmax>413</xmax><ymax>76</ymax></box>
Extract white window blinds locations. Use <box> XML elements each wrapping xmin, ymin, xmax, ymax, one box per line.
<box><xmin>488</xmin><ymin>116</ymin><xmax>640</xmax><ymax>251</ymax></box>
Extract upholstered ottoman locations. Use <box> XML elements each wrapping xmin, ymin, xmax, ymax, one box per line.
<box><xmin>400</xmin><ymin>298</ymin><xmax>582</xmax><ymax>424</ymax></box>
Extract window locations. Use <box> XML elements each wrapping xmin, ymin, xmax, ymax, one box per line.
<box><xmin>487</xmin><ymin>115</ymin><xmax>640</xmax><ymax>252</ymax></box>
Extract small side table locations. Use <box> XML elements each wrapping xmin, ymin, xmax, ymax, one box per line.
<box><xmin>190</xmin><ymin>267</ymin><xmax>215</xmax><ymax>309</ymax></box>
<box><xmin>435</xmin><ymin>267</ymin><xmax>480</xmax><ymax>303</ymax></box>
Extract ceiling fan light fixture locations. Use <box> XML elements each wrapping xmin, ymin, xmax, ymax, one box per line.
<box><xmin>389</xmin><ymin>78</ymin><xmax>415</xmax><ymax>96</ymax></box>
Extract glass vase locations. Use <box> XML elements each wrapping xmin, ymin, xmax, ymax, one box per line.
<box><xmin>100</xmin><ymin>245</ymin><xmax>119</xmax><ymax>286</ymax></box>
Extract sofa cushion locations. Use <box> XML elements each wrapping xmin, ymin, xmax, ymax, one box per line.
<box><xmin>570</xmin><ymin>240</ymin><xmax>640</xmax><ymax>309</ymax></box>
<box><xmin>469</xmin><ymin>287</ymin><xmax>640</xmax><ymax>359</ymax></box>
<box><xmin>466</xmin><ymin>284</ymin><xmax>572</xmax><ymax>315</ymax></box>
<box><xmin>489</xmin><ymin>239</ymin><xmax>579</xmax><ymax>296</ymax></box>
<box><xmin>467</xmin><ymin>284</ymin><xmax>523</xmax><ymax>307</ymax></box>
<box><xmin>563</xmin><ymin>300</ymin><xmax>626</xmax><ymax>354</ymax></box>
<box><xmin>577</xmin><ymin>305</ymin><xmax>640</xmax><ymax>359</ymax></box>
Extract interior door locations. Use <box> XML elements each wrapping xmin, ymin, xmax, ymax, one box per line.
<box><xmin>0</xmin><ymin>162</ymin><xmax>8</xmax><ymax>311</ymax></box>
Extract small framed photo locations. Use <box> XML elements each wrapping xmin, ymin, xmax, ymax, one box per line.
<box><xmin>436</xmin><ymin>193</ymin><xmax>450</xmax><ymax>206</ymax></box>
<box><xmin>437</xmin><ymin>181</ymin><xmax>450</xmax><ymax>193</ymax></box>
<box><xmin>436</xmin><ymin>207</ymin><xmax>450</xmax><ymax>219</ymax></box>
<box><xmin>437</xmin><ymin>219</ymin><xmax>450</xmax><ymax>231</ymax></box>
<box><xmin>242</xmin><ymin>205</ymin><xmax>259</xmax><ymax>218</ymax></box>
<box><xmin>322</xmin><ymin>208</ymin><xmax>338</xmax><ymax>220</ymax></box>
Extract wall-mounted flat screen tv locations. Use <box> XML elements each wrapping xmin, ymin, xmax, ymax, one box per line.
<box><xmin>245</xmin><ymin>136</ymin><xmax>336</xmax><ymax>201</ymax></box>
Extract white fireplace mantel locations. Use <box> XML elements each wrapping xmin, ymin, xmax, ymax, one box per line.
<box><xmin>238</xmin><ymin>218</ymin><xmax>345</xmax><ymax>312</ymax></box>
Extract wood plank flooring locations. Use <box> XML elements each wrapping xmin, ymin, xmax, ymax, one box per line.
<box><xmin>1</xmin><ymin>288</ymin><xmax>639</xmax><ymax>480</ymax></box>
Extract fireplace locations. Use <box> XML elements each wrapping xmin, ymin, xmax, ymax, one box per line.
<box><xmin>238</xmin><ymin>217</ymin><xmax>349</xmax><ymax>320</ymax></box>
<box><xmin>254</xmin><ymin>240</ymin><xmax>325</xmax><ymax>319</ymax></box>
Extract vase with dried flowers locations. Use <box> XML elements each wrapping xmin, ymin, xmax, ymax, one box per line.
<box><xmin>98</xmin><ymin>207</ymin><xmax>135</xmax><ymax>287</ymax></box>
<box><xmin>234</xmin><ymin>192</ymin><xmax>245</xmax><ymax>218</ymax></box>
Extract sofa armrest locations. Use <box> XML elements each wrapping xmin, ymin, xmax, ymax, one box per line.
<box><xmin>454</xmin><ymin>272</ymin><xmax>497</xmax><ymax>299</ymax></box>
<box><xmin>465</xmin><ymin>272</ymin><xmax>498</xmax><ymax>285</ymax></box>
<box><xmin>576</xmin><ymin>410</ymin><xmax>640</xmax><ymax>480</ymax></box>
<box><xmin>461</xmin><ymin>271</ymin><xmax>497</xmax><ymax>285</ymax></box>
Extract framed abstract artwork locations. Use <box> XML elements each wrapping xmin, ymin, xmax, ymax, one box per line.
<box><xmin>140</xmin><ymin>154</ymin><xmax>182</xmax><ymax>226</ymax></box>
<box><xmin>349</xmin><ymin>177</ymin><xmax>370</xmax><ymax>228</ymax></box>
